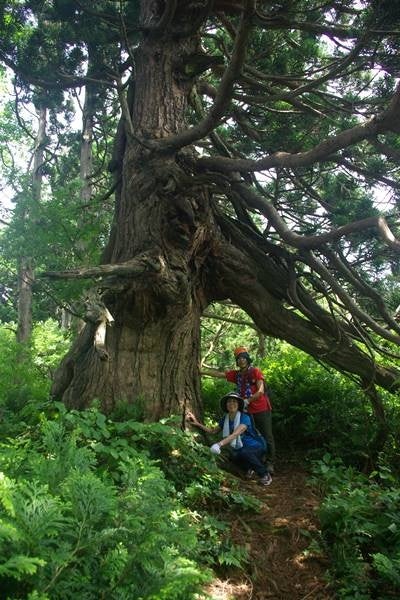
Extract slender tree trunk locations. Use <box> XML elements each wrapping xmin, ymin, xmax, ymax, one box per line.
<box><xmin>80</xmin><ymin>83</ymin><xmax>94</xmax><ymax>206</ymax></box>
<box><xmin>60</xmin><ymin>73</ymin><xmax>96</xmax><ymax>331</ymax></box>
<box><xmin>17</xmin><ymin>104</ymin><xmax>47</xmax><ymax>343</ymax></box>
<box><xmin>362</xmin><ymin>379</ymin><xmax>389</xmax><ymax>461</ymax></box>
<box><xmin>16</xmin><ymin>257</ymin><xmax>34</xmax><ymax>343</ymax></box>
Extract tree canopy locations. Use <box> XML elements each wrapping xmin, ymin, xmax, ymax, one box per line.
<box><xmin>0</xmin><ymin>0</ymin><xmax>399</xmax><ymax>415</ymax></box>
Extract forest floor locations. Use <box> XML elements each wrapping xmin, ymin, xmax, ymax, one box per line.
<box><xmin>205</xmin><ymin>454</ymin><xmax>336</xmax><ymax>600</ymax></box>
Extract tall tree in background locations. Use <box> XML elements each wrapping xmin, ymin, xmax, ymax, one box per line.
<box><xmin>1</xmin><ymin>1</ymin><xmax>399</xmax><ymax>419</ymax></box>
<box><xmin>0</xmin><ymin>9</ymin><xmax>117</xmax><ymax>327</ymax></box>
<box><xmin>0</xmin><ymin>83</ymin><xmax>50</xmax><ymax>335</ymax></box>
<box><xmin>16</xmin><ymin>100</ymin><xmax>47</xmax><ymax>343</ymax></box>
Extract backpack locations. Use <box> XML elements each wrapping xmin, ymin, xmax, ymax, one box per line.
<box><xmin>247</xmin><ymin>413</ymin><xmax>267</xmax><ymax>451</ymax></box>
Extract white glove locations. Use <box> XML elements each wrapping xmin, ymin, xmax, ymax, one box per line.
<box><xmin>210</xmin><ymin>443</ymin><xmax>221</xmax><ymax>455</ymax></box>
<box><xmin>244</xmin><ymin>399</ymin><xmax>250</xmax><ymax>411</ymax></box>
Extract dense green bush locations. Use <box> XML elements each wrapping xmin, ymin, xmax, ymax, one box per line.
<box><xmin>311</xmin><ymin>454</ymin><xmax>400</xmax><ymax>599</ymax></box>
<box><xmin>201</xmin><ymin>377</ymin><xmax>231</xmax><ymax>418</ymax></box>
<box><xmin>260</xmin><ymin>345</ymin><xmax>388</xmax><ymax>466</ymax></box>
<box><xmin>0</xmin><ymin>326</ymin><xmax>49</xmax><ymax>414</ymax></box>
<box><xmin>0</xmin><ymin>321</ymin><xmax>71</xmax><ymax>435</ymax></box>
<box><xmin>0</xmin><ymin>399</ymin><xmax>259</xmax><ymax>599</ymax></box>
<box><xmin>0</xmin><ymin>388</ymin><xmax>257</xmax><ymax>599</ymax></box>
<box><xmin>1</xmin><ymin>407</ymin><xmax>201</xmax><ymax>598</ymax></box>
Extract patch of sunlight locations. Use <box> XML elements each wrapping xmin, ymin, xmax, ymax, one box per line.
<box><xmin>204</xmin><ymin>577</ymin><xmax>251</xmax><ymax>600</ymax></box>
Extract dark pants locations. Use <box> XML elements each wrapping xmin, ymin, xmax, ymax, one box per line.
<box><xmin>231</xmin><ymin>446</ymin><xmax>267</xmax><ymax>477</ymax></box>
<box><xmin>252</xmin><ymin>410</ymin><xmax>275</xmax><ymax>463</ymax></box>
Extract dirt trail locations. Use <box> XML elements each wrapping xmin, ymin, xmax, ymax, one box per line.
<box><xmin>207</xmin><ymin>459</ymin><xmax>335</xmax><ymax>599</ymax></box>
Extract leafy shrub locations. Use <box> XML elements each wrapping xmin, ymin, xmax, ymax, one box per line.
<box><xmin>259</xmin><ymin>345</ymin><xmax>379</xmax><ymax>465</ymax></box>
<box><xmin>0</xmin><ymin>417</ymin><xmax>212</xmax><ymax>599</ymax></box>
<box><xmin>0</xmin><ymin>397</ymin><xmax>258</xmax><ymax>599</ymax></box>
<box><xmin>379</xmin><ymin>399</ymin><xmax>400</xmax><ymax>475</ymax></box>
<box><xmin>311</xmin><ymin>454</ymin><xmax>400</xmax><ymax>598</ymax></box>
<box><xmin>0</xmin><ymin>327</ymin><xmax>47</xmax><ymax>415</ymax></box>
<box><xmin>31</xmin><ymin>320</ymin><xmax>72</xmax><ymax>378</ymax></box>
<box><xmin>201</xmin><ymin>377</ymin><xmax>231</xmax><ymax>418</ymax></box>
<box><xmin>0</xmin><ymin>321</ymin><xmax>71</xmax><ymax>436</ymax></box>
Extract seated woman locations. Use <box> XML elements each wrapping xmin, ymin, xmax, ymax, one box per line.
<box><xmin>187</xmin><ymin>392</ymin><xmax>272</xmax><ymax>486</ymax></box>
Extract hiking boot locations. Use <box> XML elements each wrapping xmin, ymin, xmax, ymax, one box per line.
<box><xmin>245</xmin><ymin>469</ymin><xmax>255</xmax><ymax>479</ymax></box>
<box><xmin>259</xmin><ymin>473</ymin><xmax>272</xmax><ymax>486</ymax></box>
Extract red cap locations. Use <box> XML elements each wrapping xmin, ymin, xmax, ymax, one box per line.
<box><xmin>233</xmin><ymin>346</ymin><xmax>248</xmax><ymax>357</ymax></box>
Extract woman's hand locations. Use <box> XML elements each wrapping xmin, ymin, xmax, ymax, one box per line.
<box><xmin>210</xmin><ymin>443</ymin><xmax>221</xmax><ymax>454</ymax></box>
<box><xmin>185</xmin><ymin>410</ymin><xmax>200</xmax><ymax>426</ymax></box>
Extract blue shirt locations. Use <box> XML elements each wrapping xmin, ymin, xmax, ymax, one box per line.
<box><xmin>218</xmin><ymin>412</ymin><xmax>263</xmax><ymax>449</ymax></box>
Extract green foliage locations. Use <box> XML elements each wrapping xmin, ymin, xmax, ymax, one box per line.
<box><xmin>371</xmin><ymin>552</ymin><xmax>400</xmax><ymax>588</ymax></box>
<box><xmin>201</xmin><ymin>376</ymin><xmax>231</xmax><ymax>417</ymax></box>
<box><xmin>0</xmin><ymin>327</ymin><xmax>49</xmax><ymax>418</ymax></box>
<box><xmin>32</xmin><ymin>320</ymin><xmax>72</xmax><ymax>377</ymax></box>
<box><xmin>201</xmin><ymin>303</ymin><xmax>278</xmax><ymax>369</ymax></box>
<box><xmin>259</xmin><ymin>345</ymin><xmax>379</xmax><ymax>465</ymax></box>
<box><xmin>0</xmin><ymin>61</ymin><xmax>115</xmax><ymax>323</ymax></box>
<box><xmin>0</xmin><ymin>410</ymin><xmax>213</xmax><ymax>599</ymax></box>
<box><xmin>311</xmin><ymin>455</ymin><xmax>400</xmax><ymax>598</ymax></box>
<box><xmin>0</xmin><ymin>321</ymin><xmax>71</xmax><ymax>436</ymax></box>
<box><xmin>0</xmin><ymin>358</ymin><xmax>257</xmax><ymax>600</ymax></box>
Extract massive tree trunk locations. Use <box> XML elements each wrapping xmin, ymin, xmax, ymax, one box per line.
<box><xmin>52</xmin><ymin>9</ymin><xmax>213</xmax><ymax>416</ymax></box>
<box><xmin>49</xmin><ymin>1</ymin><xmax>400</xmax><ymax>417</ymax></box>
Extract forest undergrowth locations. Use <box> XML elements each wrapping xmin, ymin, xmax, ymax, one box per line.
<box><xmin>0</xmin><ymin>325</ymin><xmax>399</xmax><ymax>599</ymax></box>
<box><xmin>206</xmin><ymin>455</ymin><xmax>335</xmax><ymax>600</ymax></box>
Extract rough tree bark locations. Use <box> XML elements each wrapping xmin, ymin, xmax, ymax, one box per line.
<box><xmin>47</xmin><ymin>1</ymin><xmax>400</xmax><ymax>418</ymax></box>
<box><xmin>52</xmin><ymin>5</ymin><xmax>215</xmax><ymax>417</ymax></box>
